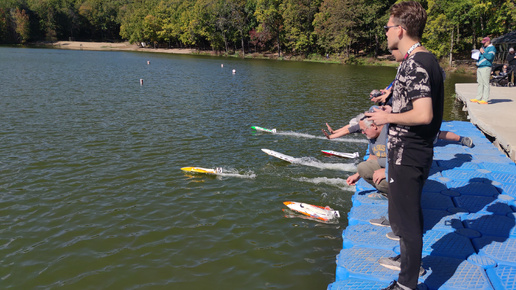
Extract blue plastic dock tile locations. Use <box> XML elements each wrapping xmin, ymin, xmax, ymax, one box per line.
<box><xmin>433</xmin><ymin>153</ymin><xmax>473</xmax><ymax>164</ymax></box>
<box><xmin>471</xmin><ymin>154</ymin><xmax>513</xmax><ymax>164</ymax></box>
<box><xmin>474</xmin><ymin>236</ymin><xmax>516</xmax><ymax>267</ymax></box>
<box><xmin>421</xmin><ymin>192</ymin><xmax>455</xmax><ymax>210</ymax></box>
<box><xmin>423</xmin><ymin>209</ymin><xmax>464</xmax><ymax>233</ymax></box>
<box><xmin>467</xmin><ymin>254</ymin><xmax>497</xmax><ymax>269</ymax></box>
<box><xmin>448</xmin><ymin>181</ymin><xmax>500</xmax><ymax>197</ymax></box>
<box><xmin>351</xmin><ymin>192</ymin><xmax>388</xmax><ymax>207</ymax></box>
<box><xmin>479</xmin><ymin>162</ymin><xmax>516</xmax><ymax>174</ymax></box>
<box><xmin>335</xmin><ymin>247</ymin><xmax>398</xmax><ymax>282</ymax></box>
<box><xmin>437</xmin><ymin>159</ymin><xmax>479</xmax><ymax>170</ymax></box>
<box><xmin>441</xmin><ymin>189</ymin><xmax>461</xmax><ymax>197</ymax></box>
<box><xmin>430</xmin><ymin>176</ymin><xmax>453</xmax><ymax>185</ymax></box>
<box><xmin>428</xmin><ymin>166</ymin><xmax>442</xmax><ymax>179</ymax></box>
<box><xmin>486</xmin><ymin>265</ymin><xmax>516</xmax><ymax>290</ymax></box>
<box><xmin>328</xmin><ymin>278</ymin><xmax>389</xmax><ymax>290</ymax></box>
<box><xmin>342</xmin><ymin>224</ymin><xmax>397</xmax><ymax>250</ymax></box>
<box><xmin>355</xmin><ymin>178</ymin><xmax>376</xmax><ymax>192</ymax></box>
<box><xmin>441</xmin><ymin>169</ymin><xmax>491</xmax><ymax>181</ymax></box>
<box><xmin>498</xmin><ymin>184</ymin><xmax>516</xmax><ymax>197</ymax></box>
<box><xmin>422</xmin><ymin>230</ymin><xmax>476</xmax><ymax>260</ymax></box>
<box><xmin>453</xmin><ymin>196</ymin><xmax>513</xmax><ymax>215</ymax></box>
<box><xmin>423</xmin><ymin>179</ymin><xmax>448</xmax><ymax>193</ymax></box>
<box><xmin>464</xmin><ymin>213</ymin><xmax>516</xmax><ymax>237</ymax></box>
<box><xmin>433</xmin><ymin>153</ymin><xmax>464</xmax><ymax>163</ymax></box>
<box><xmin>505</xmin><ymin>213</ymin><xmax>516</xmax><ymax>237</ymax></box>
<box><xmin>348</xmin><ymin>204</ymin><xmax>388</xmax><ymax>226</ymax></box>
<box><xmin>490</xmin><ymin>172</ymin><xmax>516</xmax><ymax>185</ymax></box>
<box><xmin>420</xmin><ymin>255</ymin><xmax>492</xmax><ymax>290</ymax></box>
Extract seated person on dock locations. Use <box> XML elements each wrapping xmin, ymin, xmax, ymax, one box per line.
<box><xmin>346</xmin><ymin>116</ymin><xmax>389</xmax><ymax>197</ymax></box>
<box><xmin>323</xmin><ymin>105</ymin><xmax>473</xmax><ymax>147</ymax></box>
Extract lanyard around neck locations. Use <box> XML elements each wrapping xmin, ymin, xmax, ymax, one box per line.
<box><xmin>404</xmin><ymin>42</ymin><xmax>421</xmax><ymax>60</ymax></box>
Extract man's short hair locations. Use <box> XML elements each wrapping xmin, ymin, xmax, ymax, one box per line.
<box><xmin>389</xmin><ymin>1</ymin><xmax>427</xmax><ymax>41</ymax></box>
<box><xmin>362</xmin><ymin>117</ymin><xmax>375</xmax><ymax>128</ymax></box>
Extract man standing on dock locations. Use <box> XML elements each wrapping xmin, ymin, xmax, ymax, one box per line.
<box><xmin>471</xmin><ymin>37</ymin><xmax>496</xmax><ymax>105</ymax></box>
<box><xmin>366</xmin><ymin>1</ymin><xmax>444</xmax><ymax>289</ymax></box>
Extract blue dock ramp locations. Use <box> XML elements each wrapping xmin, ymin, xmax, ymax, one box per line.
<box><xmin>328</xmin><ymin>121</ymin><xmax>516</xmax><ymax>290</ymax></box>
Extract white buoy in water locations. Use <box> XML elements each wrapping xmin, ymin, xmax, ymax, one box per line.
<box><xmin>140</xmin><ymin>79</ymin><xmax>143</xmax><ymax>86</ymax></box>
<box><xmin>147</xmin><ymin>61</ymin><xmax>150</xmax><ymax>65</ymax></box>
<box><xmin>232</xmin><ymin>69</ymin><xmax>236</xmax><ymax>74</ymax></box>
<box><xmin>221</xmin><ymin>64</ymin><xmax>224</xmax><ymax>68</ymax></box>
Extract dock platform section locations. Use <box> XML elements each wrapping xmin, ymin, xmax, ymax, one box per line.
<box><xmin>328</xmin><ymin>121</ymin><xmax>516</xmax><ymax>290</ymax></box>
<box><xmin>455</xmin><ymin>83</ymin><xmax>516</xmax><ymax>162</ymax></box>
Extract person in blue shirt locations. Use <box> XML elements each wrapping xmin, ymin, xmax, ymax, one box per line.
<box><xmin>471</xmin><ymin>37</ymin><xmax>496</xmax><ymax>104</ymax></box>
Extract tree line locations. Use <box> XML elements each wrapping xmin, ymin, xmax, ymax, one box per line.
<box><xmin>1</xmin><ymin>0</ymin><xmax>514</xmax><ymax>62</ymax></box>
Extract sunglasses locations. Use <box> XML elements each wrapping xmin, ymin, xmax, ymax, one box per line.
<box><xmin>384</xmin><ymin>25</ymin><xmax>405</xmax><ymax>33</ymax></box>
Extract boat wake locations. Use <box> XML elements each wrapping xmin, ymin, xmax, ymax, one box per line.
<box><xmin>217</xmin><ymin>169</ymin><xmax>257</xmax><ymax>179</ymax></box>
<box><xmin>292</xmin><ymin>177</ymin><xmax>353</xmax><ymax>189</ymax></box>
<box><xmin>276</xmin><ymin>131</ymin><xmax>368</xmax><ymax>144</ymax></box>
<box><xmin>291</xmin><ymin>157</ymin><xmax>357</xmax><ymax>172</ymax></box>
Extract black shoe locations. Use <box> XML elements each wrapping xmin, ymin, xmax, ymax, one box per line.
<box><xmin>382</xmin><ymin>281</ymin><xmax>406</xmax><ymax>290</ymax></box>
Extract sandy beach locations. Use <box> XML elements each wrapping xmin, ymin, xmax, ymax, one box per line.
<box><xmin>51</xmin><ymin>41</ymin><xmax>197</xmax><ymax>55</ymax></box>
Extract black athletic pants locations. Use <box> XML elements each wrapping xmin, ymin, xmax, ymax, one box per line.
<box><xmin>388</xmin><ymin>163</ymin><xmax>430</xmax><ymax>289</ymax></box>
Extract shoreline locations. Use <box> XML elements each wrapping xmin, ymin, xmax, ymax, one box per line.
<box><xmin>48</xmin><ymin>41</ymin><xmax>197</xmax><ymax>55</ymax></box>
<box><xmin>38</xmin><ymin>41</ymin><xmax>476</xmax><ymax>75</ymax></box>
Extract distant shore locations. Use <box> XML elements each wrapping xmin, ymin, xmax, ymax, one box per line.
<box><xmin>43</xmin><ymin>41</ymin><xmax>476</xmax><ymax>75</ymax></box>
<box><xmin>49</xmin><ymin>41</ymin><xmax>197</xmax><ymax>55</ymax></box>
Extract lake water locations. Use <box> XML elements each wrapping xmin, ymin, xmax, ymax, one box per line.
<box><xmin>0</xmin><ymin>47</ymin><xmax>475</xmax><ymax>289</ymax></box>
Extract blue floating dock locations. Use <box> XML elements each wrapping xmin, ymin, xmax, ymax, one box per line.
<box><xmin>328</xmin><ymin>121</ymin><xmax>516</xmax><ymax>290</ymax></box>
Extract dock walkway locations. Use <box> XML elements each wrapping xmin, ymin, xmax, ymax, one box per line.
<box><xmin>455</xmin><ymin>83</ymin><xmax>516</xmax><ymax>162</ymax></box>
<box><xmin>328</xmin><ymin>121</ymin><xmax>516</xmax><ymax>290</ymax></box>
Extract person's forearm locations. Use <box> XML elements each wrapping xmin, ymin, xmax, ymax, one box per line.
<box><xmin>387</xmin><ymin>98</ymin><xmax>433</xmax><ymax>126</ymax></box>
<box><xmin>386</xmin><ymin>110</ymin><xmax>432</xmax><ymax>126</ymax></box>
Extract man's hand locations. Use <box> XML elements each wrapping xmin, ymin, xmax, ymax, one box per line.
<box><xmin>373</xmin><ymin>168</ymin><xmax>386</xmax><ymax>184</ymax></box>
<box><xmin>367</xmin><ymin>97</ymin><xmax>432</xmax><ymax>127</ymax></box>
<box><xmin>371</xmin><ymin>89</ymin><xmax>390</xmax><ymax>104</ymax></box>
<box><xmin>365</xmin><ymin>106</ymin><xmax>391</xmax><ymax>126</ymax></box>
<box><xmin>346</xmin><ymin>173</ymin><xmax>361</xmax><ymax>185</ymax></box>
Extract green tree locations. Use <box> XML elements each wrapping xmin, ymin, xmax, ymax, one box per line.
<box><xmin>359</xmin><ymin>0</ymin><xmax>393</xmax><ymax>57</ymax></box>
<box><xmin>153</xmin><ymin>0</ymin><xmax>182</xmax><ymax>47</ymax></box>
<box><xmin>12</xmin><ymin>7</ymin><xmax>30</xmax><ymax>43</ymax></box>
<box><xmin>79</xmin><ymin>0</ymin><xmax>126</xmax><ymax>40</ymax></box>
<box><xmin>281</xmin><ymin>0</ymin><xmax>321</xmax><ymax>55</ymax></box>
<box><xmin>119</xmin><ymin>0</ymin><xmax>157</xmax><ymax>44</ymax></box>
<box><xmin>425</xmin><ymin>0</ymin><xmax>470</xmax><ymax>64</ymax></box>
<box><xmin>313</xmin><ymin>0</ymin><xmax>364</xmax><ymax>56</ymax></box>
<box><xmin>255</xmin><ymin>0</ymin><xmax>284</xmax><ymax>56</ymax></box>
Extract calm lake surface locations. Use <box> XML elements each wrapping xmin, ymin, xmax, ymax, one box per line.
<box><xmin>0</xmin><ymin>47</ymin><xmax>475</xmax><ymax>289</ymax></box>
